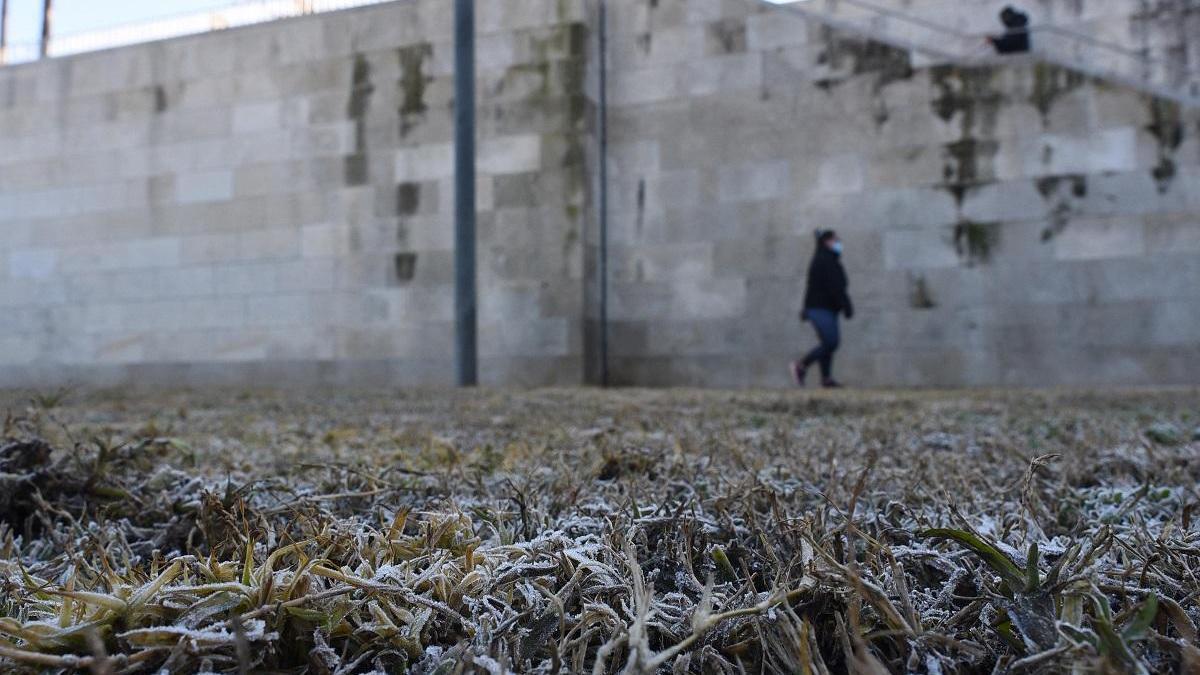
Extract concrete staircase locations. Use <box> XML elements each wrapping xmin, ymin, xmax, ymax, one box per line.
<box><xmin>758</xmin><ymin>0</ymin><xmax>1200</xmax><ymax>106</ymax></box>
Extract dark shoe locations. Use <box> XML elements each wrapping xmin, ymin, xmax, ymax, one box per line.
<box><xmin>790</xmin><ymin>361</ymin><xmax>806</xmax><ymax>386</ymax></box>
<box><xmin>822</xmin><ymin>379</ymin><xmax>843</xmax><ymax>388</ymax></box>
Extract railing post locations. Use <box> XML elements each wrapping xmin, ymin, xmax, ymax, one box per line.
<box><xmin>39</xmin><ymin>0</ymin><xmax>52</xmax><ymax>58</ymax></box>
<box><xmin>597</xmin><ymin>0</ymin><xmax>609</xmax><ymax>386</ymax></box>
<box><xmin>0</xmin><ymin>0</ymin><xmax>8</xmax><ymax>65</ymax></box>
<box><xmin>454</xmin><ymin>0</ymin><xmax>478</xmax><ymax>387</ymax></box>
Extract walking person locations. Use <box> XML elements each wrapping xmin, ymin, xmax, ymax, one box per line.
<box><xmin>792</xmin><ymin>230</ymin><xmax>853</xmax><ymax>388</ymax></box>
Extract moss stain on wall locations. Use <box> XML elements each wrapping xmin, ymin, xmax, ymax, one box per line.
<box><xmin>954</xmin><ymin>221</ymin><xmax>1000</xmax><ymax>266</ymax></box>
<box><xmin>1035</xmin><ymin>174</ymin><xmax>1087</xmax><ymax>241</ymax></box>
<box><xmin>813</xmin><ymin>33</ymin><xmax>915</xmax><ymax>126</ymax></box>
<box><xmin>1146</xmin><ymin>97</ymin><xmax>1184</xmax><ymax>193</ymax></box>
<box><xmin>345</xmin><ymin>53</ymin><xmax>375</xmax><ymax>186</ymax></box>
<box><xmin>398</xmin><ymin>43</ymin><xmax>432</xmax><ymax>138</ymax></box>
<box><xmin>931</xmin><ymin>66</ymin><xmax>1002</xmax><ymax>210</ymax></box>
<box><xmin>1029</xmin><ymin>62</ymin><xmax>1086</xmax><ymax>122</ymax></box>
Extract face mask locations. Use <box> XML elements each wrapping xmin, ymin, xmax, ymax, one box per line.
<box><xmin>830</xmin><ymin>241</ymin><xmax>843</xmax><ymax>255</ymax></box>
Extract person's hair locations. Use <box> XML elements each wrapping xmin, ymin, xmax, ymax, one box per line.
<box><xmin>817</xmin><ymin>229</ymin><xmax>837</xmax><ymax>244</ymax></box>
<box><xmin>1000</xmin><ymin>6</ymin><xmax>1027</xmax><ymax>27</ymax></box>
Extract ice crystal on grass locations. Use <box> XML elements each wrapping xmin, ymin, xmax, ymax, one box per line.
<box><xmin>0</xmin><ymin>387</ymin><xmax>1197</xmax><ymax>672</ymax></box>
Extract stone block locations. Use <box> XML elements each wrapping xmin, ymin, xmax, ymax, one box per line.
<box><xmin>8</xmin><ymin>249</ymin><xmax>57</xmax><ymax>280</ymax></box>
<box><xmin>238</xmin><ymin>228</ymin><xmax>302</xmax><ymax>261</ymax></box>
<box><xmin>746</xmin><ymin>11</ymin><xmax>807</xmax><ymax>51</ymax></box>
<box><xmin>276</xmin><ymin>259</ymin><xmax>336</xmax><ymax>292</ymax></box>
<box><xmin>176</xmin><ymin>170</ymin><xmax>235</xmax><ymax>204</ymax></box>
<box><xmin>717</xmin><ymin>160</ymin><xmax>791</xmax><ymax>203</ymax></box>
<box><xmin>883</xmin><ymin>227</ymin><xmax>960</xmax><ymax>271</ymax></box>
<box><xmin>479</xmin><ymin>318</ymin><xmax>570</xmax><ymax>357</ymax></box>
<box><xmin>0</xmin><ymin>335</ymin><xmax>41</xmax><ymax>365</ymax></box>
<box><xmin>610</xmin><ymin>66</ymin><xmax>682</xmax><ymax>106</ymax></box>
<box><xmin>1053</xmin><ymin>216</ymin><xmax>1145</xmax><ymax>261</ymax></box>
<box><xmin>395</xmin><ymin>143</ymin><xmax>453</xmax><ymax>182</ymax></box>
<box><xmin>234</xmin><ymin>101</ymin><xmax>285</xmax><ymax>134</ymax></box>
<box><xmin>645</xmin><ymin>319</ymin><xmax>741</xmax><ymax>356</ymax></box>
<box><xmin>627</xmin><ymin>242</ymin><xmax>714</xmax><ymax>282</ymax></box>
<box><xmin>666</xmin><ymin>278</ymin><xmax>747</xmax><ymax>320</ymax></box>
<box><xmin>153</xmin><ymin>266</ymin><xmax>215</xmax><ymax>298</ymax></box>
<box><xmin>960</xmin><ymin>180</ymin><xmax>1049</xmax><ymax>223</ymax></box>
<box><xmin>478</xmin><ymin>134</ymin><xmax>544</xmax><ymax>175</ymax></box>
<box><xmin>246</xmin><ymin>293</ymin><xmax>312</xmax><ymax>327</ymax></box>
<box><xmin>214</xmin><ymin>262</ymin><xmax>278</xmax><ymax>295</ymax></box>
<box><xmin>817</xmin><ymin>154</ymin><xmax>865</xmax><ymax>194</ymax></box>
<box><xmin>609</xmin><ymin>25</ymin><xmax>702</xmax><ymax>71</ymax></box>
<box><xmin>1144</xmin><ymin>214</ymin><xmax>1200</xmax><ymax>254</ymax></box>
<box><xmin>480</xmin><ymin>283</ymin><xmax>541</xmax><ymax>321</ymax></box>
<box><xmin>1149</xmin><ymin>300</ymin><xmax>1200</xmax><ymax>346</ymax></box>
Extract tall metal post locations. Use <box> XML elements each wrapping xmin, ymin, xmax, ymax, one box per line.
<box><xmin>39</xmin><ymin>0</ymin><xmax>52</xmax><ymax>58</ymax></box>
<box><xmin>597</xmin><ymin>0</ymin><xmax>610</xmax><ymax>387</ymax></box>
<box><xmin>0</xmin><ymin>0</ymin><xmax>9</xmax><ymax>65</ymax></box>
<box><xmin>454</xmin><ymin>0</ymin><xmax>478</xmax><ymax>386</ymax></box>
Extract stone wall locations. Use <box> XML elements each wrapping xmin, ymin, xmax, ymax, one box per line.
<box><xmin>0</xmin><ymin>0</ymin><xmax>590</xmax><ymax>387</ymax></box>
<box><xmin>0</xmin><ymin>0</ymin><xmax>1196</xmax><ymax>389</ymax></box>
<box><xmin>601</xmin><ymin>0</ymin><xmax>1200</xmax><ymax>387</ymax></box>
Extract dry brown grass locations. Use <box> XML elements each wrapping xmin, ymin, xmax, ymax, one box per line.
<box><xmin>0</xmin><ymin>386</ymin><xmax>1197</xmax><ymax>673</ymax></box>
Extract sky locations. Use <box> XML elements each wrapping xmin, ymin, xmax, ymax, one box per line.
<box><xmin>4</xmin><ymin>0</ymin><xmax>232</xmax><ymax>46</ymax></box>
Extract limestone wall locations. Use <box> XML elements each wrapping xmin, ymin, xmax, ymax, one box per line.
<box><xmin>0</xmin><ymin>0</ymin><xmax>1196</xmax><ymax>389</ymax></box>
<box><xmin>0</xmin><ymin>0</ymin><xmax>590</xmax><ymax>387</ymax></box>
<box><xmin>601</xmin><ymin>0</ymin><xmax>1200</xmax><ymax>387</ymax></box>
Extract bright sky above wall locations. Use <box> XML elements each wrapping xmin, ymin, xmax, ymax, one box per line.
<box><xmin>5</xmin><ymin>0</ymin><xmax>231</xmax><ymax>45</ymax></box>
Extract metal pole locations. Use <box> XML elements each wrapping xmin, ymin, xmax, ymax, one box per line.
<box><xmin>0</xmin><ymin>0</ymin><xmax>8</xmax><ymax>65</ymax></box>
<box><xmin>39</xmin><ymin>0</ymin><xmax>52</xmax><ymax>58</ymax></box>
<box><xmin>454</xmin><ymin>0</ymin><xmax>478</xmax><ymax>386</ymax></box>
<box><xmin>597</xmin><ymin>0</ymin><xmax>609</xmax><ymax>387</ymax></box>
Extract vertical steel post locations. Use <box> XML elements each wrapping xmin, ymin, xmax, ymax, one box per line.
<box><xmin>0</xmin><ymin>0</ymin><xmax>8</xmax><ymax>65</ymax></box>
<box><xmin>454</xmin><ymin>0</ymin><xmax>478</xmax><ymax>386</ymax></box>
<box><xmin>39</xmin><ymin>0</ymin><xmax>52</xmax><ymax>58</ymax></box>
<box><xmin>597</xmin><ymin>0</ymin><xmax>610</xmax><ymax>387</ymax></box>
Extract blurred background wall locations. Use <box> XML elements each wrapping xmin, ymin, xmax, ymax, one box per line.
<box><xmin>0</xmin><ymin>0</ymin><xmax>1195</xmax><ymax>388</ymax></box>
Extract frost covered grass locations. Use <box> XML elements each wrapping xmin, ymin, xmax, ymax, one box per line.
<box><xmin>0</xmin><ymin>386</ymin><xmax>1198</xmax><ymax>673</ymax></box>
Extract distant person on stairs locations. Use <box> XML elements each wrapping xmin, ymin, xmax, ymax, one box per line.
<box><xmin>792</xmin><ymin>230</ymin><xmax>853</xmax><ymax>388</ymax></box>
<box><xmin>989</xmin><ymin>5</ymin><xmax>1031</xmax><ymax>54</ymax></box>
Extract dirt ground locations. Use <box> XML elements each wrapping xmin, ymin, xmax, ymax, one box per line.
<box><xmin>0</xmin><ymin>386</ymin><xmax>1198</xmax><ymax>673</ymax></box>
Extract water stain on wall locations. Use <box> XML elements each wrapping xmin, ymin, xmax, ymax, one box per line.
<box><xmin>1028</xmin><ymin>62</ymin><xmax>1086</xmax><ymax>122</ymax></box>
<box><xmin>931</xmin><ymin>66</ymin><xmax>1002</xmax><ymax>208</ymax></box>
<box><xmin>396</xmin><ymin>182</ymin><xmax>421</xmax><ymax>216</ymax></box>
<box><xmin>707</xmin><ymin>18</ymin><xmax>747</xmax><ymax>55</ymax></box>
<box><xmin>930</xmin><ymin>66</ymin><xmax>1005</xmax><ymax>264</ymax></box>
<box><xmin>909</xmin><ymin>273</ymin><xmax>937</xmax><ymax>309</ymax></box>
<box><xmin>953</xmin><ymin>221</ymin><xmax>999</xmax><ymax>265</ymax></box>
<box><xmin>394</xmin><ymin>252</ymin><xmax>417</xmax><ymax>282</ymax></box>
<box><xmin>1146</xmin><ymin>98</ymin><xmax>1184</xmax><ymax>193</ymax></box>
<box><xmin>398</xmin><ymin>43</ymin><xmax>432</xmax><ymax>138</ymax></box>
<box><xmin>813</xmin><ymin>33</ymin><xmax>915</xmax><ymax>126</ymax></box>
<box><xmin>153</xmin><ymin>85</ymin><xmax>169</xmax><ymax>114</ymax></box>
<box><xmin>1035</xmin><ymin>174</ymin><xmax>1088</xmax><ymax>241</ymax></box>
<box><xmin>345</xmin><ymin>53</ymin><xmax>375</xmax><ymax>186</ymax></box>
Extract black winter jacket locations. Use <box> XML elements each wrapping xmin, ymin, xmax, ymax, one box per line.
<box><xmin>802</xmin><ymin>246</ymin><xmax>853</xmax><ymax>317</ymax></box>
<box><xmin>991</xmin><ymin>8</ymin><xmax>1030</xmax><ymax>53</ymax></box>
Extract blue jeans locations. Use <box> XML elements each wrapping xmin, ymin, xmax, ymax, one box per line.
<box><xmin>802</xmin><ymin>308</ymin><xmax>840</xmax><ymax>380</ymax></box>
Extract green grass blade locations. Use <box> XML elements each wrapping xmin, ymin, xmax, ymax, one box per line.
<box><xmin>920</xmin><ymin>528</ymin><xmax>1025</xmax><ymax>590</ymax></box>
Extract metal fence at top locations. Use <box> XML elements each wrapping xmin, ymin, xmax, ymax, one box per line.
<box><xmin>760</xmin><ymin>0</ymin><xmax>1200</xmax><ymax>107</ymax></box>
<box><xmin>0</xmin><ymin>0</ymin><xmax>394</xmax><ymax>66</ymax></box>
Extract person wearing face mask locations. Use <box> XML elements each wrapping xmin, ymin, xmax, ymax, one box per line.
<box><xmin>791</xmin><ymin>229</ymin><xmax>853</xmax><ymax>388</ymax></box>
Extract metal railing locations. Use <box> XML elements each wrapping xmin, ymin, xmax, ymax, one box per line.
<box><xmin>759</xmin><ymin>0</ymin><xmax>1200</xmax><ymax>106</ymax></box>
<box><xmin>0</xmin><ymin>0</ymin><xmax>394</xmax><ymax>66</ymax></box>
